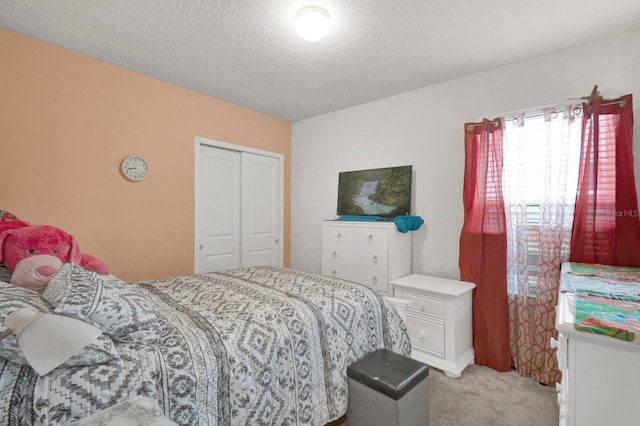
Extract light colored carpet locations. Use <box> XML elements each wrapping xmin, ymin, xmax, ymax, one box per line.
<box><xmin>333</xmin><ymin>363</ymin><xmax>559</xmax><ymax>426</ymax></box>
<box><xmin>429</xmin><ymin>364</ymin><xmax>558</xmax><ymax>425</ymax></box>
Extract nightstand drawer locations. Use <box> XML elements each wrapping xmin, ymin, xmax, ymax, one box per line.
<box><xmin>405</xmin><ymin>313</ymin><xmax>445</xmax><ymax>357</ymax></box>
<box><xmin>397</xmin><ymin>290</ymin><xmax>445</xmax><ymax>317</ymax></box>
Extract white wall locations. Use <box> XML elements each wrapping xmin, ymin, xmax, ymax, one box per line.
<box><xmin>291</xmin><ymin>29</ymin><xmax>640</xmax><ymax>280</ymax></box>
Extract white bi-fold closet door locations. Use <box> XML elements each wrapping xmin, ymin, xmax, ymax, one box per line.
<box><xmin>194</xmin><ymin>137</ymin><xmax>283</xmax><ymax>273</ymax></box>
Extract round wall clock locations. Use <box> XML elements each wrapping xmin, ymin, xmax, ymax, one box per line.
<box><xmin>120</xmin><ymin>155</ymin><xmax>149</xmax><ymax>181</ymax></box>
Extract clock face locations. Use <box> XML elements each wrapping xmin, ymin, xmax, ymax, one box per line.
<box><xmin>121</xmin><ymin>156</ymin><xmax>149</xmax><ymax>181</ymax></box>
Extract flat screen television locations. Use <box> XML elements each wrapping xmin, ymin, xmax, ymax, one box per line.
<box><xmin>336</xmin><ymin>165</ymin><xmax>412</xmax><ymax>218</ymax></box>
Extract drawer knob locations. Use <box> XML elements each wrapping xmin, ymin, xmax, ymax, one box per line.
<box><xmin>416</xmin><ymin>331</ymin><xmax>425</xmax><ymax>342</ymax></box>
<box><xmin>332</xmin><ymin>251</ymin><xmax>337</xmax><ymax>260</ymax></box>
<box><xmin>332</xmin><ymin>270</ymin><xmax>337</xmax><ymax>277</ymax></box>
<box><xmin>336</xmin><ymin>233</ymin><xmax>341</xmax><ymax>242</ymax></box>
<box><xmin>419</xmin><ymin>303</ymin><xmax>425</xmax><ymax>312</ymax></box>
<box><xmin>549</xmin><ymin>338</ymin><xmax>558</xmax><ymax>349</ymax></box>
<box><xmin>367</xmin><ymin>234</ymin><xmax>373</xmax><ymax>244</ymax></box>
<box><xmin>372</xmin><ymin>255</ymin><xmax>378</xmax><ymax>265</ymax></box>
<box><xmin>371</xmin><ymin>276</ymin><xmax>378</xmax><ymax>286</ymax></box>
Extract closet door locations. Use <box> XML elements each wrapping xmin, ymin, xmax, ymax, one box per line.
<box><xmin>241</xmin><ymin>152</ymin><xmax>282</xmax><ymax>268</ymax></box>
<box><xmin>195</xmin><ymin>140</ymin><xmax>283</xmax><ymax>273</ymax></box>
<box><xmin>197</xmin><ymin>145</ymin><xmax>241</xmax><ymax>272</ymax></box>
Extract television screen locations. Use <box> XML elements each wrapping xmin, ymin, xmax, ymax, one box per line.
<box><xmin>336</xmin><ymin>165</ymin><xmax>412</xmax><ymax>218</ymax></box>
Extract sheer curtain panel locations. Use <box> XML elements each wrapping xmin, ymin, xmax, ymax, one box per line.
<box><xmin>503</xmin><ymin>106</ymin><xmax>582</xmax><ymax>385</ymax></box>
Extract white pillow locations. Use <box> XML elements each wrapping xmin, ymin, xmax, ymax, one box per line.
<box><xmin>44</xmin><ymin>263</ymin><xmax>162</xmax><ymax>344</ymax></box>
<box><xmin>0</xmin><ymin>280</ymin><xmax>118</xmax><ymax>369</ymax></box>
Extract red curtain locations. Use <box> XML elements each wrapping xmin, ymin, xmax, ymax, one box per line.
<box><xmin>459</xmin><ymin>118</ymin><xmax>511</xmax><ymax>372</ymax></box>
<box><xmin>570</xmin><ymin>94</ymin><xmax>640</xmax><ymax>267</ymax></box>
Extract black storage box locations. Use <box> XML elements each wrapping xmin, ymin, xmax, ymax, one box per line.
<box><xmin>347</xmin><ymin>349</ymin><xmax>430</xmax><ymax>426</ymax></box>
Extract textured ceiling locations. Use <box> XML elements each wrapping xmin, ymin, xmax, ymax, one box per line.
<box><xmin>2</xmin><ymin>0</ymin><xmax>640</xmax><ymax>122</ymax></box>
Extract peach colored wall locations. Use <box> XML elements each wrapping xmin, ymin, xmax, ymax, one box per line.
<box><xmin>0</xmin><ymin>29</ymin><xmax>291</xmax><ymax>282</ymax></box>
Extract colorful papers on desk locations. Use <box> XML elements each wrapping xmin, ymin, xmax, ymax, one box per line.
<box><xmin>569</xmin><ymin>262</ymin><xmax>640</xmax><ymax>283</ymax></box>
<box><xmin>574</xmin><ymin>291</ymin><xmax>640</xmax><ymax>342</ymax></box>
<box><xmin>567</xmin><ymin>263</ymin><xmax>640</xmax><ymax>343</ymax></box>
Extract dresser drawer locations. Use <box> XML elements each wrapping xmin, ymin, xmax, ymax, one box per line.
<box><xmin>323</xmin><ymin>264</ymin><xmax>389</xmax><ymax>294</ymax></box>
<box><xmin>405</xmin><ymin>313</ymin><xmax>445</xmax><ymax>357</ymax></box>
<box><xmin>354</xmin><ymin>227</ymin><xmax>388</xmax><ymax>249</ymax></box>
<box><xmin>555</xmin><ymin>334</ymin><xmax>567</xmax><ymax>371</ymax></box>
<box><xmin>322</xmin><ymin>220</ymin><xmax>412</xmax><ymax>299</ymax></box>
<box><xmin>323</xmin><ymin>226</ymin><xmax>355</xmax><ymax>247</ymax></box>
<box><xmin>324</xmin><ymin>247</ymin><xmax>387</xmax><ymax>270</ymax></box>
<box><xmin>396</xmin><ymin>290</ymin><xmax>445</xmax><ymax>317</ymax></box>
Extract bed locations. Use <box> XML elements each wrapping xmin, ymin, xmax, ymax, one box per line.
<box><xmin>0</xmin><ymin>264</ymin><xmax>410</xmax><ymax>425</ymax></box>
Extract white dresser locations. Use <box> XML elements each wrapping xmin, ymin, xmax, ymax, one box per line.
<box><xmin>554</xmin><ymin>292</ymin><xmax>640</xmax><ymax>426</ymax></box>
<box><xmin>321</xmin><ymin>221</ymin><xmax>411</xmax><ymax>296</ymax></box>
<box><xmin>390</xmin><ymin>274</ymin><xmax>475</xmax><ymax>378</ymax></box>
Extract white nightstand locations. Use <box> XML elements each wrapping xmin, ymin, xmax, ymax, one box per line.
<box><xmin>390</xmin><ymin>274</ymin><xmax>475</xmax><ymax>378</ymax></box>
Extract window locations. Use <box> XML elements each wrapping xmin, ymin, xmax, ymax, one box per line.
<box><xmin>502</xmin><ymin>108</ymin><xmax>582</xmax><ymax>295</ymax></box>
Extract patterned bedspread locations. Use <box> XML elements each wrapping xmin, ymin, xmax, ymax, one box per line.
<box><xmin>0</xmin><ymin>266</ymin><xmax>410</xmax><ymax>425</ymax></box>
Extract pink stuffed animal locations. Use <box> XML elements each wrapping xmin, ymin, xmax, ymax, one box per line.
<box><xmin>0</xmin><ymin>221</ymin><xmax>109</xmax><ymax>292</ymax></box>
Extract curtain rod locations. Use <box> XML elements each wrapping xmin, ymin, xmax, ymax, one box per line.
<box><xmin>467</xmin><ymin>98</ymin><xmax>626</xmax><ymax>130</ymax></box>
<box><xmin>505</xmin><ymin>98</ymin><xmax>626</xmax><ymax>121</ymax></box>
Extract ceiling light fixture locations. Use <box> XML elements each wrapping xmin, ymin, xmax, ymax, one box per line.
<box><xmin>295</xmin><ymin>6</ymin><xmax>331</xmax><ymax>42</ymax></box>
